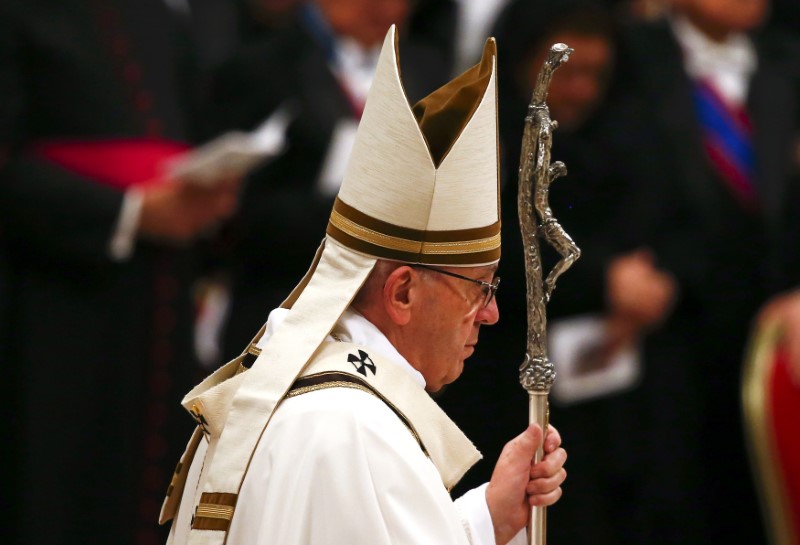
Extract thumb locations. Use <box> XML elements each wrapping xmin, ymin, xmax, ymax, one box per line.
<box><xmin>512</xmin><ymin>424</ymin><xmax>544</xmax><ymax>461</ymax></box>
<box><xmin>490</xmin><ymin>424</ymin><xmax>543</xmax><ymax>485</ymax></box>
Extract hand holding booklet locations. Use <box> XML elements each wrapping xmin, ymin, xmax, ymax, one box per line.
<box><xmin>165</xmin><ymin>104</ymin><xmax>295</xmax><ymax>186</ymax></box>
<box><xmin>548</xmin><ymin>314</ymin><xmax>642</xmax><ymax>405</ymax></box>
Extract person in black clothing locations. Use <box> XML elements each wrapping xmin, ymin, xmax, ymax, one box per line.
<box><xmin>0</xmin><ymin>1</ymin><xmax>240</xmax><ymax>544</ymax></box>
<box><xmin>614</xmin><ymin>0</ymin><xmax>800</xmax><ymax>542</ymax></box>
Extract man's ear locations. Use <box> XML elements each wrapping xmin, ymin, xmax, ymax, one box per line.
<box><xmin>382</xmin><ymin>265</ymin><xmax>417</xmax><ymax>326</ymax></box>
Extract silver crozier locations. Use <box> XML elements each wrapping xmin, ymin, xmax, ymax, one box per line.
<box><xmin>517</xmin><ymin>43</ymin><xmax>581</xmax><ymax>545</ymax></box>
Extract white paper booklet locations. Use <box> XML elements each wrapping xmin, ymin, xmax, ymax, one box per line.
<box><xmin>548</xmin><ymin>314</ymin><xmax>641</xmax><ymax>405</ymax></box>
<box><xmin>166</xmin><ymin>104</ymin><xmax>295</xmax><ymax>186</ymax></box>
<box><xmin>316</xmin><ymin>118</ymin><xmax>359</xmax><ymax>197</ymax></box>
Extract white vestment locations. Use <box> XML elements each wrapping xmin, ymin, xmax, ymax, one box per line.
<box><xmin>167</xmin><ymin>309</ymin><xmax>526</xmax><ymax>545</ymax></box>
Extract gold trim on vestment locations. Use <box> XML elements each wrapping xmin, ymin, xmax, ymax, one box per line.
<box><xmin>196</xmin><ymin>504</ymin><xmax>234</xmax><ymax>521</ymax></box>
<box><xmin>286</xmin><ymin>379</ymin><xmax>374</xmax><ymax>399</ymax></box>
<box><xmin>165</xmin><ymin>461</ymin><xmax>183</xmax><ymax>498</ymax></box>
<box><xmin>192</xmin><ymin>492</ymin><xmax>238</xmax><ymax>531</ymax></box>
<box><xmin>287</xmin><ymin>371</ymin><xmax>427</xmax><ymax>456</ymax></box>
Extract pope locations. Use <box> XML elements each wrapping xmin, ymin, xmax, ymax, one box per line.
<box><xmin>161</xmin><ymin>25</ymin><xmax>567</xmax><ymax>545</ymax></box>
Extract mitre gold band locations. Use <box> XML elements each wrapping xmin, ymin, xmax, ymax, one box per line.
<box><xmin>327</xmin><ymin>197</ymin><xmax>500</xmax><ymax>264</ymax></box>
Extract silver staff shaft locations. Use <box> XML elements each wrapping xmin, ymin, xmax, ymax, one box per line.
<box><xmin>528</xmin><ymin>393</ymin><xmax>549</xmax><ymax>545</ymax></box>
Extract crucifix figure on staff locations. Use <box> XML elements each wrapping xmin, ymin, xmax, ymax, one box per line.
<box><xmin>517</xmin><ymin>42</ymin><xmax>582</xmax><ymax>545</ymax></box>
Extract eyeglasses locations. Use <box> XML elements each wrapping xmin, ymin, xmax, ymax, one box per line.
<box><xmin>412</xmin><ymin>264</ymin><xmax>500</xmax><ymax>308</ymax></box>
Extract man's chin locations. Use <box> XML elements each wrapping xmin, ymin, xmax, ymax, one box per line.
<box><xmin>449</xmin><ymin>360</ymin><xmax>466</xmax><ymax>384</ymax></box>
<box><xmin>425</xmin><ymin>358</ymin><xmax>468</xmax><ymax>393</ymax></box>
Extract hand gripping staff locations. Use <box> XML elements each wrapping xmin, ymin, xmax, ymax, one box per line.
<box><xmin>516</xmin><ymin>43</ymin><xmax>581</xmax><ymax>545</ymax></box>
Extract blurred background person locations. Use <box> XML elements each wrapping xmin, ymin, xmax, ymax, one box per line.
<box><xmin>405</xmin><ymin>0</ymin><xmax>673</xmax><ymax>81</ymax></box>
<box><xmin>613</xmin><ymin>0</ymin><xmax>800</xmax><ymax>542</ymax></box>
<box><xmin>233</xmin><ymin>0</ymin><xmax>303</xmax><ymax>45</ymax></box>
<box><xmin>450</xmin><ymin>0</ymin><xmax>515</xmax><ymax>74</ymax></box>
<box><xmin>208</xmin><ymin>0</ymin><xmax>451</xmax><ymax>361</ymax></box>
<box><xmin>0</xmin><ymin>1</ymin><xmax>241</xmax><ymax>544</ymax></box>
<box><xmin>404</xmin><ymin>0</ymin><xmax>518</xmax><ymax>78</ymax></box>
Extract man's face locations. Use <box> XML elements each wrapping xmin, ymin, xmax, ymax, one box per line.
<box><xmin>409</xmin><ymin>265</ymin><xmax>500</xmax><ymax>392</ymax></box>
<box><xmin>672</xmin><ymin>0</ymin><xmax>768</xmax><ymax>36</ymax></box>
<box><xmin>526</xmin><ymin>32</ymin><xmax>614</xmax><ymax>132</ymax></box>
<box><xmin>315</xmin><ymin>0</ymin><xmax>410</xmax><ymax>48</ymax></box>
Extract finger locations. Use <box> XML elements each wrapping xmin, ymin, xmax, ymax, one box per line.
<box><xmin>528</xmin><ymin>487</ymin><xmax>563</xmax><ymax>507</ymax></box>
<box><xmin>527</xmin><ymin>468</ymin><xmax>567</xmax><ymax>495</ymax></box>
<box><xmin>531</xmin><ymin>447</ymin><xmax>567</xmax><ymax>478</ymax></box>
<box><xmin>492</xmin><ymin>423</ymin><xmax>544</xmax><ymax>483</ymax></box>
<box><xmin>543</xmin><ymin>424</ymin><xmax>561</xmax><ymax>453</ymax></box>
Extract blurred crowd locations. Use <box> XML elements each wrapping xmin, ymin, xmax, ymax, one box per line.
<box><xmin>1</xmin><ymin>0</ymin><xmax>798</xmax><ymax>545</ymax></box>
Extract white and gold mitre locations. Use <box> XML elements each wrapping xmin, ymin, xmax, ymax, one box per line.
<box><xmin>327</xmin><ymin>25</ymin><xmax>500</xmax><ymax>266</ymax></box>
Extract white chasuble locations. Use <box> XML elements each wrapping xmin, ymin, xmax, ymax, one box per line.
<box><xmin>166</xmin><ymin>310</ymin><xmax>526</xmax><ymax>545</ymax></box>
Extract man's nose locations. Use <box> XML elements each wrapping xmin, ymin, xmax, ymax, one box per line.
<box><xmin>476</xmin><ymin>295</ymin><xmax>499</xmax><ymax>325</ymax></box>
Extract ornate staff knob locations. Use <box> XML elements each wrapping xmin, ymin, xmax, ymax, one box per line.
<box><xmin>520</xmin><ymin>354</ymin><xmax>556</xmax><ymax>393</ymax></box>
